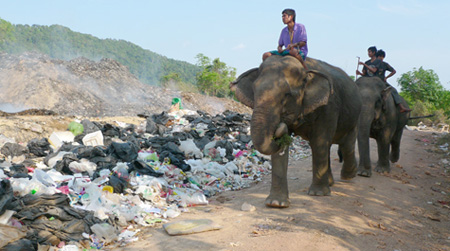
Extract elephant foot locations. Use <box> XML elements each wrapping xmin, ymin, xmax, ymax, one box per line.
<box><xmin>265</xmin><ymin>193</ymin><xmax>290</xmax><ymax>208</ymax></box>
<box><xmin>341</xmin><ymin>168</ymin><xmax>357</xmax><ymax>180</ymax></box>
<box><xmin>357</xmin><ymin>168</ymin><xmax>372</xmax><ymax>177</ymax></box>
<box><xmin>375</xmin><ymin>165</ymin><xmax>390</xmax><ymax>173</ymax></box>
<box><xmin>307</xmin><ymin>184</ymin><xmax>331</xmax><ymax>196</ymax></box>
<box><xmin>390</xmin><ymin>151</ymin><xmax>400</xmax><ymax>163</ymax></box>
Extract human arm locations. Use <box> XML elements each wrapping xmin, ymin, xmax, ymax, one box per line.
<box><xmin>278</xmin><ymin>45</ymin><xmax>284</xmax><ymax>53</ymax></box>
<box><xmin>286</xmin><ymin>41</ymin><xmax>306</xmax><ymax>50</ymax></box>
<box><xmin>384</xmin><ymin>63</ymin><xmax>396</xmax><ymax>82</ymax></box>
<box><xmin>358</xmin><ymin>61</ymin><xmax>377</xmax><ymax>73</ymax></box>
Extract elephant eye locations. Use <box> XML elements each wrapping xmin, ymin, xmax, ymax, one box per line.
<box><xmin>375</xmin><ymin>99</ymin><xmax>382</xmax><ymax>108</ymax></box>
<box><xmin>284</xmin><ymin>92</ymin><xmax>292</xmax><ymax>97</ymax></box>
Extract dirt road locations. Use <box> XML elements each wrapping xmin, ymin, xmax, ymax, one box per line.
<box><xmin>123</xmin><ymin>129</ymin><xmax>450</xmax><ymax>251</ymax></box>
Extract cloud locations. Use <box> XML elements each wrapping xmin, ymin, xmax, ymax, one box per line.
<box><xmin>376</xmin><ymin>0</ymin><xmax>428</xmax><ymax>15</ymax></box>
<box><xmin>232</xmin><ymin>43</ymin><xmax>245</xmax><ymax>51</ymax></box>
<box><xmin>182</xmin><ymin>41</ymin><xmax>190</xmax><ymax>48</ymax></box>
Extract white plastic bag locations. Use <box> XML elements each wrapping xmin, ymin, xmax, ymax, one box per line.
<box><xmin>179</xmin><ymin>139</ymin><xmax>203</xmax><ymax>159</ymax></box>
<box><xmin>69</xmin><ymin>159</ymin><xmax>97</xmax><ymax>176</ymax></box>
<box><xmin>33</xmin><ymin>169</ymin><xmax>56</xmax><ymax>187</ymax></box>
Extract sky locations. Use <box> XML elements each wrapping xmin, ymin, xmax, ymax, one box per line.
<box><xmin>1</xmin><ymin>0</ymin><xmax>449</xmax><ymax>90</ymax></box>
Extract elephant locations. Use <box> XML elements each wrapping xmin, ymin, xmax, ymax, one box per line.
<box><xmin>230</xmin><ymin>55</ymin><xmax>362</xmax><ymax>208</ymax></box>
<box><xmin>355</xmin><ymin>76</ymin><xmax>410</xmax><ymax>177</ymax></box>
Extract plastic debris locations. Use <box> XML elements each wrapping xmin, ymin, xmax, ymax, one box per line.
<box><xmin>0</xmin><ymin>108</ymin><xmax>312</xmax><ymax>249</ymax></box>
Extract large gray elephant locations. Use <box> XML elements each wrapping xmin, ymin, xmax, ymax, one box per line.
<box><xmin>230</xmin><ymin>55</ymin><xmax>362</xmax><ymax>208</ymax></box>
<box><xmin>356</xmin><ymin>76</ymin><xmax>410</xmax><ymax>177</ymax></box>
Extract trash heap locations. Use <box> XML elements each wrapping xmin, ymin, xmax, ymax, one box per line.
<box><xmin>0</xmin><ymin>108</ymin><xmax>311</xmax><ymax>250</ymax></box>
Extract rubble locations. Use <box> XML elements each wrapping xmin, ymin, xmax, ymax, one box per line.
<box><xmin>0</xmin><ymin>52</ymin><xmax>251</xmax><ymax>117</ymax></box>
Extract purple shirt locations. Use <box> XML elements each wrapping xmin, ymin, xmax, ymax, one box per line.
<box><xmin>278</xmin><ymin>22</ymin><xmax>308</xmax><ymax>57</ymax></box>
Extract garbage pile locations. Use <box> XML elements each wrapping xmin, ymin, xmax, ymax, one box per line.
<box><xmin>0</xmin><ymin>108</ymin><xmax>311</xmax><ymax>250</ymax></box>
<box><xmin>0</xmin><ymin>52</ymin><xmax>251</xmax><ymax>117</ymax></box>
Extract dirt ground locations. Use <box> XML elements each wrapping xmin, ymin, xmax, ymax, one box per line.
<box><xmin>120</xmin><ymin>129</ymin><xmax>450</xmax><ymax>251</ymax></box>
<box><xmin>1</xmin><ymin>115</ymin><xmax>448</xmax><ymax>251</ymax></box>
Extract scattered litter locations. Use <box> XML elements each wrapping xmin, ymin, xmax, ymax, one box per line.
<box><xmin>241</xmin><ymin>202</ymin><xmax>256</xmax><ymax>212</ymax></box>
<box><xmin>163</xmin><ymin>219</ymin><xmax>222</xmax><ymax>235</ymax></box>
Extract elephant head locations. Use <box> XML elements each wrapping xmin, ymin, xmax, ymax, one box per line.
<box><xmin>358</xmin><ymin>78</ymin><xmax>392</xmax><ymax>133</ymax></box>
<box><xmin>230</xmin><ymin>56</ymin><xmax>333</xmax><ymax>155</ymax></box>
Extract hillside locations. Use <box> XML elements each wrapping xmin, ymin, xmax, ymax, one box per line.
<box><xmin>0</xmin><ymin>20</ymin><xmax>200</xmax><ymax>85</ymax></box>
<box><xmin>0</xmin><ymin>52</ymin><xmax>250</xmax><ymax>117</ymax></box>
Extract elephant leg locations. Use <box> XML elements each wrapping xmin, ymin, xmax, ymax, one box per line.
<box><xmin>308</xmin><ymin>140</ymin><xmax>332</xmax><ymax>196</ymax></box>
<box><xmin>339</xmin><ymin>128</ymin><xmax>358</xmax><ymax>180</ymax></box>
<box><xmin>390</xmin><ymin>128</ymin><xmax>404</xmax><ymax>163</ymax></box>
<box><xmin>375</xmin><ymin>137</ymin><xmax>391</xmax><ymax>173</ymax></box>
<box><xmin>266</xmin><ymin>148</ymin><xmax>290</xmax><ymax>208</ymax></box>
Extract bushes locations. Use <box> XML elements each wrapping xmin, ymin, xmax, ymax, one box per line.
<box><xmin>407</xmin><ymin>100</ymin><xmax>450</xmax><ymax>126</ymax></box>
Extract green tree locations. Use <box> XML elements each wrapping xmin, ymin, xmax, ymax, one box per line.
<box><xmin>398</xmin><ymin>67</ymin><xmax>443</xmax><ymax>106</ymax></box>
<box><xmin>195</xmin><ymin>53</ymin><xmax>236</xmax><ymax>97</ymax></box>
<box><xmin>0</xmin><ymin>18</ymin><xmax>14</xmax><ymax>44</ymax></box>
<box><xmin>398</xmin><ymin>67</ymin><xmax>450</xmax><ymax>122</ymax></box>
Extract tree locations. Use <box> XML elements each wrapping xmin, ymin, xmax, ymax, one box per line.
<box><xmin>195</xmin><ymin>53</ymin><xmax>236</xmax><ymax>97</ymax></box>
<box><xmin>0</xmin><ymin>18</ymin><xmax>14</xmax><ymax>44</ymax></box>
<box><xmin>398</xmin><ymin>67</ymin><xmax>450</xmax><ymax>119</ymax></box>
<box><xmin>398</xmin><ymin>67</ymin><xmax>443</xmax><ymax>105</ymax></box>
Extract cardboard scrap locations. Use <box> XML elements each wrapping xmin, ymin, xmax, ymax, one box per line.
<box><xmin>163</xmin><ymin>219</ymin><xmax>222</xmax><ymax>236</ymax></box>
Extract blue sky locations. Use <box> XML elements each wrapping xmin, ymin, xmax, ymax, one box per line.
<box><xmin>1</xmin><ymin>0</ymin><xmax>449</xmax><ymax>90</ymax></box>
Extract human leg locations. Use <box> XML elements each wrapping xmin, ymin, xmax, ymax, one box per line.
<box><xmin>262</xmin><ymin>52</ymin><xmax>272</xmax><ymax>61</ymax></box>
<box><xmin>388</xmin><ymin>84</ymin><xmax>412</xmax><ymax>113</ymax></box>
<box><xmin>289</xmin><ymin>49</ymin><xmax>308</xmax><ymax>70</ymax></box>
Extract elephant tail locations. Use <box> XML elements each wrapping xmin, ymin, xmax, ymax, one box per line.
<box><xmin>409</xmin><ymin>114</ymin><xmax>434</xmax><ymax>120</ymax></box>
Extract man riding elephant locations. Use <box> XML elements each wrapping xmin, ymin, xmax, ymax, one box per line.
<box><xmin>262</xmin><ymin>8</ymin><xmax>308</xmax><ymax>70</ymax></box>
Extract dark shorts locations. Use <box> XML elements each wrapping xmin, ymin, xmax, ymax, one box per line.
<box><xmin>270</xmin><ymin>50</ymin><xmax>305</xmax><ymax>60</ymax></box>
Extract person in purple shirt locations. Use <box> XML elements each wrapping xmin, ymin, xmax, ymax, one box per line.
<box><xmin>262</xmin><ymin>8</ymin><xmax>308</xmax><ymax>70</ymax></box>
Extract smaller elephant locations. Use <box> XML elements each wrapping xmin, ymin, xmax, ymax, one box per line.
<box><xmin>356</xmin><ymin>77</ymin><xmax>410</xmax><ymax>176</ymax></box>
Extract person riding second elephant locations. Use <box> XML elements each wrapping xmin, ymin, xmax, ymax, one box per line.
<box><xmin>262</xmin><ymin>8</ymin><xmax>308</xmax><ymax>70</ymax></box>
<box><xmin>356</xmin><ymin>46</ymin><xmax>381</xmax><ymax>77</ymax></box>
<box><xmin>375</xmin><ymin>49</ymin><xmax>411</xmax><ymax>113</ymax></box>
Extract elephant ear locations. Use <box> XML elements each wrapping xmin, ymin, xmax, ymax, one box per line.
<box><xmin>230</xmin><ymin>68</ymin><xmax>258</xmax><ymax>108</ymax></box>
<box><xmin>301</xmin><ymin>70</ymin><xmax>333</xmax><ymax>116</ymax></box>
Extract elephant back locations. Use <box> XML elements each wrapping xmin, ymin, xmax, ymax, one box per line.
<box><xmin>355</xmin><ymin>77</ymin><xmax>386</xmax><ymax>91</ymax></box>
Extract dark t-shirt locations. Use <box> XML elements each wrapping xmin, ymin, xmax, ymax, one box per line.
<box><xmin>363</xmin><ymin>59</ymin><xmax>381</xmax><ymax>77</ymax></box>
<box><xmin>377</xmin><ymin>61</ymin><xmax>395</xmax><ymax>81</ymax></box>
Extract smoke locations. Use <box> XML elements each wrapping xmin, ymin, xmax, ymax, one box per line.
<box><xmin>0</xmin><ymin>102</ymin><xmax>29</xmax><ymax>113</ymax></box>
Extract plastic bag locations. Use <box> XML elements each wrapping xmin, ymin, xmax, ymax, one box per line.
<box><xmin>179</xmin><ymin>139</ymin><xmax>203</xmax><ymax>159</ymax></box>
<box><xmin>27</xmin><ymin>138</ymin><xmax>52</xmax><ymax>157</ymax></box>
<box><xmin>0</xmin><ymin>180</ymin><xmax>13</xmax><ymax>215</ymax></box>
<box><xmin>90</xmin><ymin>223</ymin><xmax>118</xmax><ymax>244</ymax></box>
<box><xmin>68</xmin><ymin>121</ymin><xmax>84</xmax><ymax>136</ymax></box>
<box><xmin>33</xmin><ymin>168</ymin><xmax>56</xmax><ymax>187</ymax></box>
<box><xmin>69</xmin><ymin>158</ymin><xmax>97</xmax><ymax>176</ymax></box>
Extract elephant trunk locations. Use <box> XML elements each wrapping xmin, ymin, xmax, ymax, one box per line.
<box><xmin>357</xmin><ymin>109</ymin><xmax>375</xmax><ymax>168</ymax></box>
<box><xmin>251</xmin><ymin>108</ymin><xmax>286</xmax><ymax>155</ymax></box>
